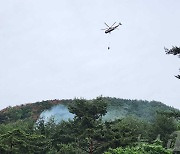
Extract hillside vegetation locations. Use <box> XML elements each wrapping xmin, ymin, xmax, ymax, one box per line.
<box><xmin>0</xmin><ymin>99</ymin><xmax>72</xmax><ymax>124</ymax></box>
<box><xmin>0</xmin><ymin>97</ymin><xmax>179</xmax><ymax>153</ymax></box>
<box><xmin>103</xmin><ymin>97</ymin><xmax>176</xmax><ymax>122</ymax></box>
<box><xmin>0</xmin><ymin>97</ymin><xmax>176</xmax><ymax>124</ymax></box>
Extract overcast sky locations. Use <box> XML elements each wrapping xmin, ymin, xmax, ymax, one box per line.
<box><xmin>0</xmin><ymin>0</ymin><xmax>180</xmax><ymax>110</ymax></box>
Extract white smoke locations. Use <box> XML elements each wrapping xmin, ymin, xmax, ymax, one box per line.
<box><xmin>40</xmin><ymin>104</ymin><xmax>74</xmax><ymax>123</ymax></box>
<box><xmin>39</xmin><ymin>104</ymin><xmax>124</xmax><ymax>123</ymax></box>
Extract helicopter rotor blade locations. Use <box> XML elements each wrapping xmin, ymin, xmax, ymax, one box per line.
<box><xmin>111</xmin><ymin>22</ymin><xmax>116</xmax><ymax>27</ymax></box>
<box><xmin>101</xmin><ymin>28</ymin><xmax>108</xmax><ymax>30</ymax></box>
<box><xmin>104</xmin><ymin>22</ymin><xmax>110</xmax><ymax>27</ymax></box>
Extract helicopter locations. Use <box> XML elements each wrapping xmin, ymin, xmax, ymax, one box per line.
<box><xmin>101</xmin><ymin>22</ymin><xmax>122</xmax><ymax>34</ymax></box>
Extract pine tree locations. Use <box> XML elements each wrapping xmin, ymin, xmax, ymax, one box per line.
<box><xmin>164</xmin><ymin>46</ymin><xmax>180</xmax><ymax>79</ymax></box>
<box><xmin>68</xmin><ymin>96</ymin><xmax>108</xmax><ymax>154</ymax></box>
<box><xmin>0</xmin><ymin>129</ymin><xmax>50</xmax><ymax>154</ymax></box>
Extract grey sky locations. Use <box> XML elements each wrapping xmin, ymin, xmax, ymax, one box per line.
<box><xmin>0</xmin><ymin>0</ymin><xmax>180</xmax><ymax>110</ymax></box>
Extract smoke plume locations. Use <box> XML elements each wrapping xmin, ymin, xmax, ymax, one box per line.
<box><xmin>40</xmin><ymin>104</ymin><xmax>74</xmax><ymax>123</ymax></box>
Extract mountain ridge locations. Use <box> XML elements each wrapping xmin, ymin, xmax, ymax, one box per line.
<box><xmin>0</xmin><ymin>97</ymin><xmax>177</xmax><ymax>124</ymax></box>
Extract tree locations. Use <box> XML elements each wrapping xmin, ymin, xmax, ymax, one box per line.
<box><xmin>164</xmin><ymin>46</ymin><xmax>180</xmax><ymax>79</ymax></box>
<box><xmin>0</xmin><ymin>129</ymin><xmax>49</xmax><ymax>154</ymax></box>
<box><xmin>68</xmin><ymin>96</ymin><xmax>108</xmax><ymax>154</ymax></box>
<box><xmin>150</xmin><ymin>113</ymin><xmax>177</xmax><ymax>146</ymax></box>
<box><xmin>68</xmin><ymin>97</ymin><xmax>107</xmax><ymax>122</ymax></box>
<box><xmin>104</xmin><ymin>117</ymin><xmax>151</xmax><ymax>149</ymax></box>
<box><xmin>104</xmin><ymin>142</ymin><xmax>172</xmax><ymax>154</ymax></box>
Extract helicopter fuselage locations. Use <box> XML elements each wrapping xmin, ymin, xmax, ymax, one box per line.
<box><xmin>105</xmin><ymin>25</ymin><xmax>119</xmax><ymax>34</ymax></box>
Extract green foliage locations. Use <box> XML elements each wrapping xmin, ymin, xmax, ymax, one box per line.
<box><xmin>0</xmin><ymin>97</ymin><xmax>175</xmax><ymax>125</ymax></box>
<box><xmin>164</xmin><ymin>46</ymin><xmax>180</xmax><ymax>79</ymax></box>
<box><xmin>50</xmin><ymin>120</ymin><xmax>78</xmax><ymax>152</ymax></box>
<box><xmin>102</xmin><ymin>117</ymin><xmax>150</xmax><ymax>149</ymax></box>
<box><xmin>68</xmin><ymin>96</ymin><xmax>107</xmax><ymax>121</ymax></box>
<box><xmin>0</xmin><ymin>106</ymin><xmax>32</xmax><ymax>124</ymax></box>
<box><xmin>103</xmin><ymin>97</ymin><xmax>175</xmax><ymax>122</ymax></box>
<box><xmin>57</xmin><ymin>143</ymin><xmax>85</xmax><ymax>154</ymax></box>
<box><xmin>104</xmin><ymin>143</ymin><xmax>172</xmax><ymax>154</ymax></box>
<box><xmin>158</xmin><ymin>110</ymin><xmax>180</xmax><ymax>119</ymax></box>
<box><xmin>0</xmin><ymin>100</ymin><xmax>67</xmax><ymax>124</ymax></box>
<box><xmin>67</xmin><ymin>96</ymin><xmax>108</xmax><ymax>153</ymax></box>
<box><xmin>0</xmin><ymin>129</ymin><xmax>49</xmax><ymax>154</ymax></box>
<box><xmin>150</xmin><ymin>113</ymin><xmax>177</xmax><ymax>145</ymax></box>
<box><xmin>0</xmin><ymin>119</ymin><xmax>34</xmax><ymax>135</ymax></box>
<box><xmin>164</xmin><ymin>46</ymin><xmax>180</xmax><ymax>56</ymax></box>
<box><xmin>0</xmin><ymin>97</ymin><xmax>179</xmax><ymax>153</ymax></box>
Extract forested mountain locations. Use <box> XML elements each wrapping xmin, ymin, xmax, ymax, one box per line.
<box><xmin>0</xmin><ymin>97</ymin><xmax>179</xmax><ymax>153</ymax></box>
<box><xmin>0</xmin><ymin>97</ymin><xmax>176</xmax><ymax>124</ymax></box>
<box><xmin>103</xmin><ymin>97</ymin><xmax>176</xmax><ymax>122</ymax></box>
<box><xmin>0</xmin><ymin>99</ymin><xmax>71</xmax><ymax>124</ymax></box>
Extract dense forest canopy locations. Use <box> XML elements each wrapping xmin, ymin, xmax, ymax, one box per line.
<box><xmin>0</xmin><ymin>97</ymin><xmax>179</xmax><ymax>153</ymax></box>
<box><xmin>0</xmin><ymin>97</ymin><xmax>176</xmax><ymax>124</ymax></box>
